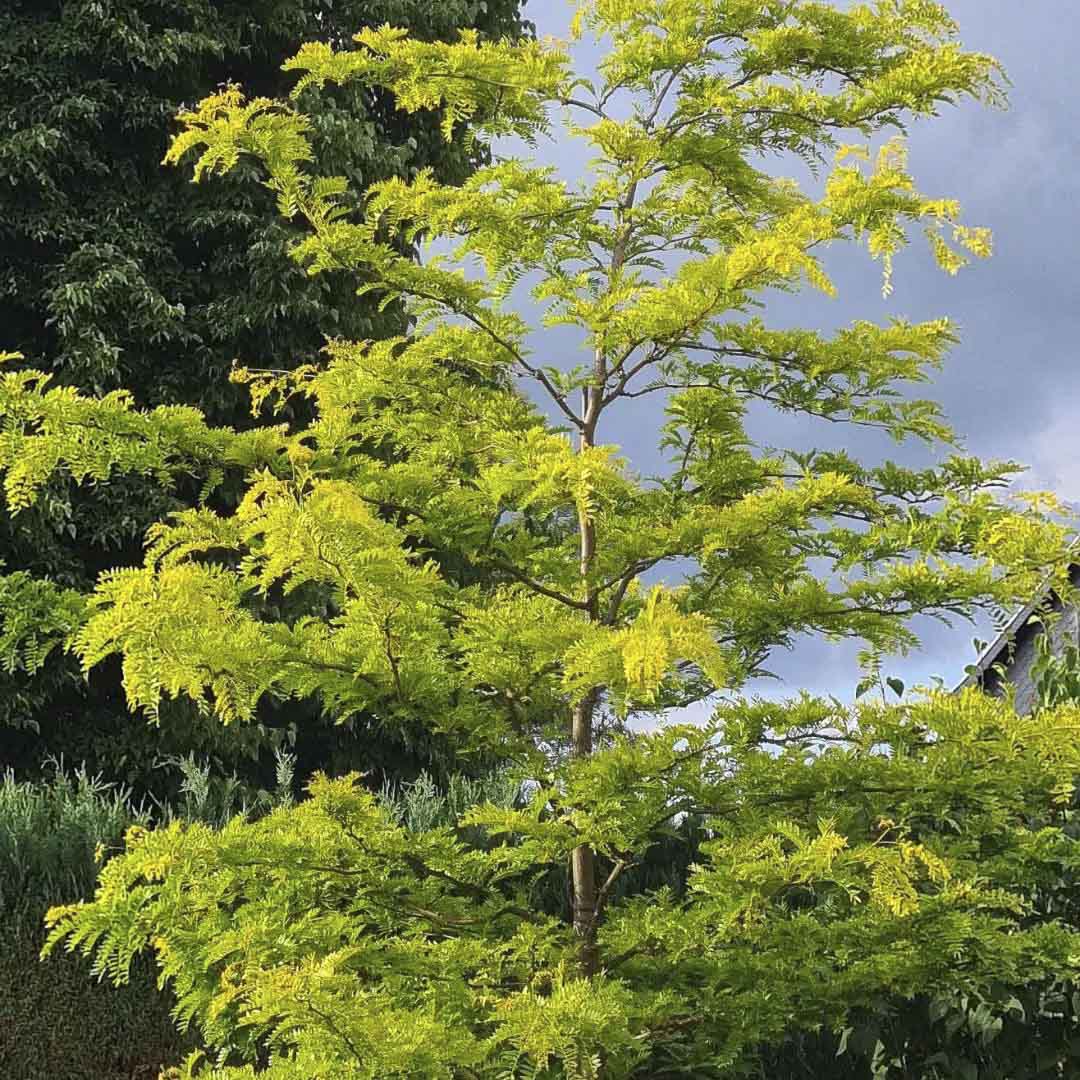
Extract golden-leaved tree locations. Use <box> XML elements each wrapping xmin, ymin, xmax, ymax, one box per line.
<box><xmin>9</xmin><ymin>1</ymin><xmax>1080</xmax><ymax>1076</ymax></box>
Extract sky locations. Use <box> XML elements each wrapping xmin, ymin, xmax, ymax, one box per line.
<box><xmin>494</xmin><ymin>0</ymin><xmax>1080</xmax><ymax>706</ymax></box>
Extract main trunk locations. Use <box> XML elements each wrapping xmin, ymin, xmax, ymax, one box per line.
<box><xmin>571</xmin><ymin>690</ymin><xmax>599</xmax><ymax>975</ymax></box>
<box><xmin>572</xmin><ymin>379</ymin><xmax>602</xmax><ymax>976</ymax></box>
<box><xmin>570</xmin><ymin>189</ymin><xmax>633</xmax><ymax>973</ymax></box>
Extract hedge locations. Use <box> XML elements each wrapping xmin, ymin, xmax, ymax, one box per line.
<box><xmin>0</xmin><ymin>765</ymin><xmax>193</xmax><ymax>1078</ymax></box>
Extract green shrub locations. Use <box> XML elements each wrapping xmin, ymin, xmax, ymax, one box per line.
<box><xmin>0</xmin><ymin>918</ymin><xmax>194</xmax><ymax>1080</ymax></box>
<box><xmin>0</xmin><ymin>764</ymin><xmax>192</xmax><ymax>1078</ymax></box>
<box><xmin>0</xmin><ymin>762</ymin><xmax>148</xmax><ymax>915</ymax></box>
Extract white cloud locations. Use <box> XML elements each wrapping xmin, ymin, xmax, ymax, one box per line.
<box><xmin>1026</xmin><ymin>396</ymin><xmax>1080</xmax><ymax>508</ymax></box>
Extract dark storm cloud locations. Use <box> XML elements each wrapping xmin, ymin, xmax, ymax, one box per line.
<box><xmin>508</xmin><ymin>1</ymin><xmax>1080</xmax><ymax>704</ymax></box>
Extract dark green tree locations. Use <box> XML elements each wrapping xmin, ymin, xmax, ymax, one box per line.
<box><xmin>0</xmin><ymin>0</ymin><xmax>529</xmax><ymax>795</ymax></box>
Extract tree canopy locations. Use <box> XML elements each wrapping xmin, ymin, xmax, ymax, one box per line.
<box><xmin>25</xmin><ymin>1</ymin><xmax>1080</xmax><ymax>1076</ymax></box>
<box><xmin>0</xmin><ymin>0</ymin><xmax>529</xmax><ymax>792</ymax></box>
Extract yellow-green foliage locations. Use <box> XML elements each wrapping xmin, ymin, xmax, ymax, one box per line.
<box><xmin>19</xmin><ymin>1</ymin><xmax>1080</xmax><ymax>1076</ymax></box>
<box><xmin>0</xmin><ymin>355</ymin><xmax>289</xmax><ymax>513</ymax></box>
<box><xmin>45</xmin><ymin>693</ymin><xmax>1080</xmax><ymax>1078</ymax></box>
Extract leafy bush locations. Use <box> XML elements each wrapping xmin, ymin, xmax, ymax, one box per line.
<box><xmin>0</xmin><ymin>764</ymin><xmax>187</xmax><ymax>1077</ymax></box>
<box><xmin>380</xmin><ymin>769</ymin><xmax>521</xmax><ymax>833</ymax></box>
<box><xmin>0</xmin><ymin>921</ymin><xmax>193</xmax><ymax>1080</ymax></box>
<box><xmin>0</xmin><ymin>761</ymin><xmax>148</xmax><ymax>916</ymax></box>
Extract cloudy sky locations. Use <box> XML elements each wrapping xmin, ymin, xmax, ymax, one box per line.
<box><xmin>498</xmin><ymin>1</ymin><xmax>1080</xmax><ymax>704</ymax></box>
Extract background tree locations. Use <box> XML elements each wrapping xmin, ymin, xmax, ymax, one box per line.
<box><xmin>742</xmin><ymin>626</ymin><xmax>1080</xmax><ymax>1080</ymax></box>
<box><xmin>21</xmin><ymin>1</ymin><xmax>1080</xmax><ymax>1075</ymax></box>
<box><xmin>0</xmin><ymin>0</ymin><xmax>529</xmax><ymax>795</ymax></box>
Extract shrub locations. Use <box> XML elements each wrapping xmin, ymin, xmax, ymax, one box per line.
<box><xmin>0</xmin><ymin>764</ymin><xmax>192</xmax><ymax>1078</ymax></box>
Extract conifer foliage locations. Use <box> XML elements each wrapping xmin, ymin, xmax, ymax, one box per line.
<box><xmin>27</xmin><ymin>1</ymin><xmax>1080</xmax><ymax>1076</ymax></box>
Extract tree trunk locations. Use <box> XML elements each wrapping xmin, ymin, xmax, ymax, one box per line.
<box><xmin>571</xmin><ymin>374</ymin><xmax>602</xmax><ymax>976</ymax></box>
<box><xmin>571</xmin><ymin>690</ymin><xmax>599</xmax><ymax>975</ymax></box>
<box><xmin>569</xmin><ymin>187</ymin><xmax>635</xmax><ymax>975</ymax></box>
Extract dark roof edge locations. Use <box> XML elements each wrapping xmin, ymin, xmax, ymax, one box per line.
<box><xmin>955</xmin><ymin>560</ymin><xmax>1079</xmax><ymax>692</ymax></box>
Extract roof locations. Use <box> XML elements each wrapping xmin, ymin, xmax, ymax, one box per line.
<box><xmin>956</xmin><ymin>562</ymin><xmax>1080</xmax><ymax>691</ymax></box>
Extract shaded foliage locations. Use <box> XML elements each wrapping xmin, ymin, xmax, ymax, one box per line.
<box><xmin>0</xmin><ymin>0</ymin><xmax>529</xmax><ymax>796</ymax></box>
<box><xmin>0</xmin><ymin>765</ymin><xmax>193</xmax><ymax>1076</ymax></box>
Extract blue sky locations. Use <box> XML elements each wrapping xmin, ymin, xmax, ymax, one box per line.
<box><xmin>494</xmin><ymin>1</ymin><xmax>1080</xmax><ymax>704</ymax></box>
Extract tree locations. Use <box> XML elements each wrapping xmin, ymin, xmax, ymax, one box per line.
<box><xmin>28</xmin><ymin>1</ymin><xmax>1080</xmax><ymax>1075</ymax></box>
<box><xmin>751</xmin><ymin>624</ymin><xmax>1080</xmax><ymax>1080</ymax></box>
<box><xmin>0</xmin><ymin>0</ymin><xmax>529</xmax><ymax>792</ymax></box>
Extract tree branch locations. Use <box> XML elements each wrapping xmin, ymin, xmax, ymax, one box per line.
<box><xmin>479</xmin><ymin>555</ymin><xmax>592</xmax><ymax>611</ymax></box>
<box><xmin>589</xmin><ymin>858</ymin><xmax>629</xmax><ymax>932</ymax></box>
<box><xmin>406</xmin><ymin>288</ymin><xmax>584</xmax><ymax>431</ymax></box>
<box><xmin>560</xmin><ymin>96</ymin><xmax>610</xmax><ymax>121</ymax></box>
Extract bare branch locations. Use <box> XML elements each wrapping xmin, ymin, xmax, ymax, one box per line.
<box><xmin>406</xmin><ymin>288</ymin><xmax>584</xmax><ymax>431</ymax></box>
<box><xmin>481</xmin><ymin>555</ymin><xmax>592</xmax><ymax>612</ymax></box>
<box><xmin>589</xmin><ymin>858</ymin><xmax>630</xmax><ymax>932</ymax></box>
<box><xmin>601</xmin><ymin>346</ymin><xmax>670</xmax><ymax>407</ymax></box>
<box><xmin>560</xmin><ymin>96</ymin><xmax>610</xmax><ymax>121</ymax></box>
